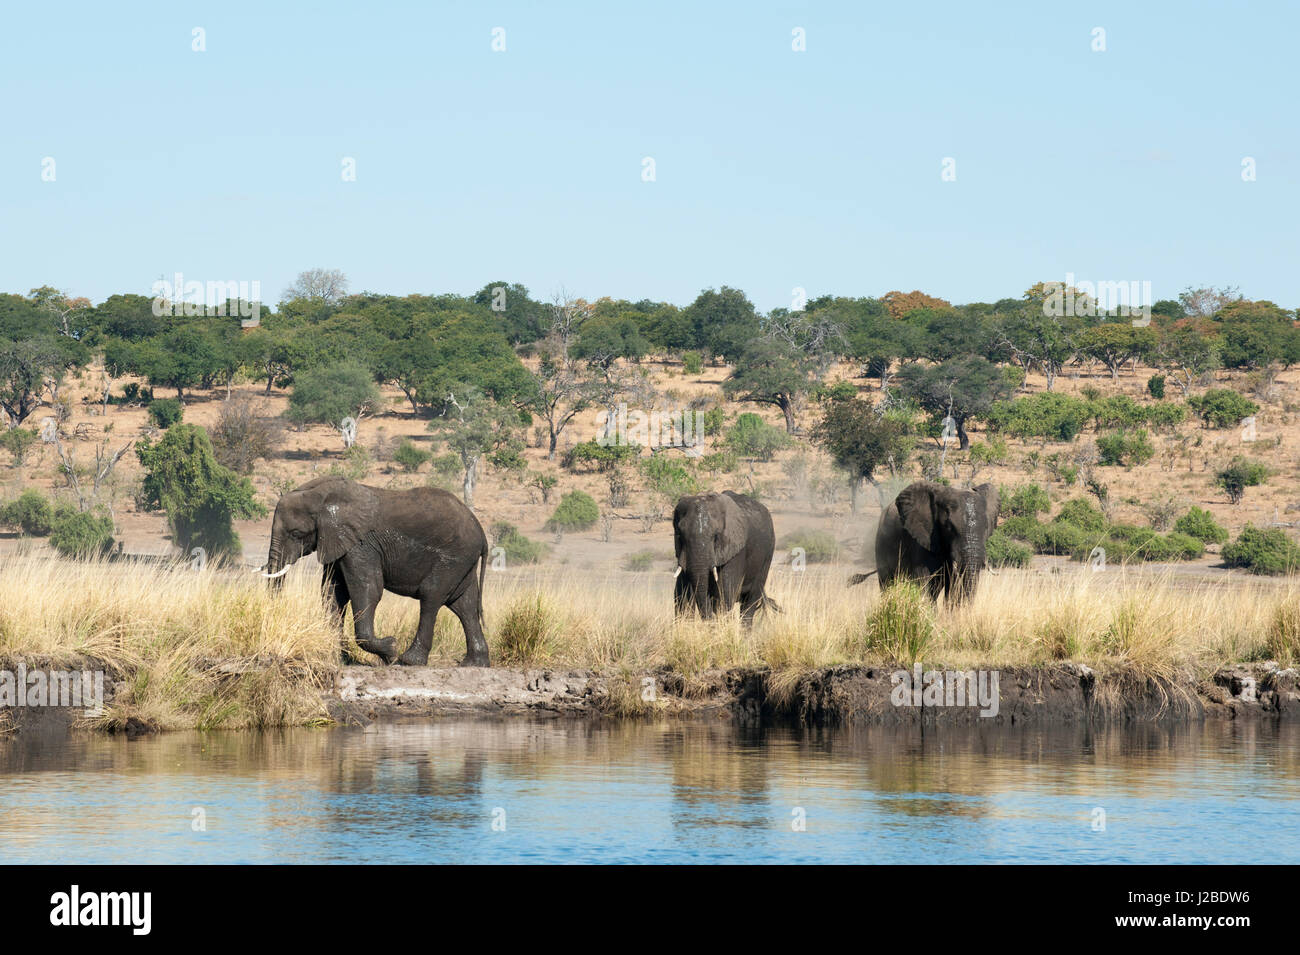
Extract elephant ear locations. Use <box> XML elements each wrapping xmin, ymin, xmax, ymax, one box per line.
<box><xmin>316</xmin><ymin>481</ymin><xmax>378</xmax><ymax>565</ymax></box>
<box><xmin>714</xmin><ymin>495</ymin><xmax>748</xmax><ymax>565</ymax></box>
<box><xmin>974</xmin><ymin>483</ymin><xmax>1000</xmax><ymax>531</ymax></box>
<box><xmin>894</xmin><ymin>483</ymin><xmax>938</xmax><ymax>551</ymax></box>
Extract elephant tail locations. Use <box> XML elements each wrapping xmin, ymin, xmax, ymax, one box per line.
<box><xmin>477</xmin><ymin>543</ymin><xmax>488</xmax><ymax>627</ymax></box>
<box><xmin>847</xmin><ymin>570</ymin><xmax>878</xmax><ymax>587</ymax></box>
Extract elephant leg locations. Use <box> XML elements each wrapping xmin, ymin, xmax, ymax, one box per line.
<box><xmin>347</xmin><ymin>570</ymin><xmax>397</xmax><ymax>665</ymax></box>
<box><xmin>673</xmin><ymin>572</ymin><xmax>693</xmax><ymax>617</ymax></box>
<box><xmin>716</xmin><ymin>559</ymin><xmax>745</xmax><ymax>615</ymax></box>
<box><xmin>738</xmin><ymin>553</ymin><xmax>774</xmax><ymax>626</ymax></box>
<box><xmin>323</xmin><ymin>564</ymin><xmax>351</xmax><ymax>663</ymax></box>
<box><xmin>397</xmin><ymin>595</ymin><xmax>442</xmax><ymax>667</ymax></box>
<box><xmin>447</xmin><ymin>581</ymin><xmax>490</xmax><ymax>667</ymax></box>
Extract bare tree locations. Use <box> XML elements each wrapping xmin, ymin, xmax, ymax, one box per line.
<box><xmin>527</xmin><ymin>292</ymin><xmax>605</xmax><ymax>460</ymax></box>
<box><xmin>282</xmin><ymin>268</ymin><xmax>350</xmax><ymax>305</ymax></box>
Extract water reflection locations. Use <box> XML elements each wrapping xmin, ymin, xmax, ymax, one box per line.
<box><xmin>0</xmin><ymin>720</ymin><xmax>1295</xmax><ymax>863</ymax></box>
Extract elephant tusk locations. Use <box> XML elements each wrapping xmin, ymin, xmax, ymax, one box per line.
<box><xmin>261</xmin><ymin>566</ymin><xmax>290</xmax><ymax>579</ymax></box>
<box><xmin>673</xmin><ymin>566</ymin><xmax>682</xmax><ymax>578</ymax></box>
<box><xmin>711</xmin><ymin>567</ymin><xmax>720</xmax><ymax>585</ymax></box>
<box><xmin>986</xmin><ymin>566</ymin><xmax>999</xmax><ymax>576</ymax></box>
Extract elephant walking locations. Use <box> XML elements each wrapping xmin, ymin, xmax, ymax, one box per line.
<box><xmin>849</xmin><ymin>480</ymin><xmax>999</xmax><ymax>605</ymax></box>
<box><xmin>260</xmin><ymin>476</ymin><xmax>490</xmax><ymax>666</ymax></box>
<box><xmin>673</xmin><ymin>491</ymin><xmax>779</xmax><ymax>622</ymax></box>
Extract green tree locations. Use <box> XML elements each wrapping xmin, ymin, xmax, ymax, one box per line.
<box><xmin>287</xmin><ymin>359</ymin><xmax>382</xmax><ymax>446</ymax></box>
<box><xmin>136</xmin><ymin>424</ymin><xmax>267</xmax><ymax>558</ymax></box>
<box><xmin>723</xmin><ymin>337</ymin><xmax>814</xmax><ymax>433</ymax></box>
<box><xmin>896</xmin><ymin>356</ymin><xmax>1013</xmax><ymax>450</ymax></box>
<box><xmin>812</xmin><ymin>397</ymin><xmax>912</xmax><ymax>512</ymax></box>
<box><xmin>428</xmin><ymin>390</ymin><xmax>521</xmax><ymax>508</ymax></box>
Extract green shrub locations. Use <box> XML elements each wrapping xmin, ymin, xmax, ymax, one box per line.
<box><xmin>1053</xmin><ymin>498</ymin><xmax>1108</xmax><ymax>533</ymax></box>
<box><xmin>147</xmin><ymin>398</ymin><xmax>184</xmax><ymax>429</ymax></box>
<box><xmin>1188</xmin><ymin>389</ymin><xmax>1259</xmax><ymax>429</ymax></box>
<box><xmin>1215</xmin><ymin>457</ymin><xmax>1269</xmax><ymax>505</ymax></box>
<box><xmin>622</xmin><ymin>550</ymin><xmax>658</xmax><ymax>572</ymax></box>
<box><xmin>698</xmin><ymin>451</ymin><xmax>738</xmax><ymax>473</ymax></box>
<box><xmin>430</xmin><ymin>452</ymin><xmax>461</xmax><ymax>477</ymax></box>
<box><xmin>545</xmin><ymin>490</ymin><xmax>600</xmax><ymax>532</ymax></box>
<box><xmin>1222</xmin><ymin>526</ymin><xmax>1300</xmax><ymax>575</ymax></box>
<box><xmin>1087</xmin><ymin>395</ymin><xmax>1147</xmax><ymax>430</ymax></box>
<box><xmin>968</xmin><ymin>436</ymin><xmax>1010</xmax><ymax>466</ymax></box>
<box><xmin>287</xmin><ymin>359</ymin><xmax>382</xmax><ymax>427</ymax></box>
<box><xmin>49</xmin><ymin>504</ymin><xmax>115</xmax><ymax>558</ymax></box>
<box><xmin>0</xmin><ymin>427</ymin><xmax>39</xmax><ymax>466</ymax></box>
<box><xmin>726</xmin><ymin>412</ymin><xmax>791</xmax><ymax>461</ymax></box>
<box><xmin>1037</xmin><ymin>520</ymin><xmax>1100</xmax><ymax>557</ymax></box>
<box><xmin>987</xmin><ymin>392</ymin><xmax>1090</xmax><ymax>442</ymax></box>
<box><xmin>641</xmin><ymin>455</ymin><xmax>700</xmax><ymax>500</ymax></box>
<box><xmin>1096</xmin><ymin>428</ymin><xmax>1155</xmax><ymax>467</ymax></box>
<box><xmin>682</xmin><ymin>351</ymin><xmax>703</xmax><ymax>376</ymax></box>
<box><xmin>1173</xmin><ymin>506</ymin><xmax>1229</xmax><ymax>545</ymax></box>
<box><xmin>1004</xmin><ymin>483</ymin><xmax>1051</xmax><ymax>518</ymax></box>
<box><xmin>1144</xmin><ymin>402</ymin><xmax>1186</xmax><ymax>431</ymax></box>
<box><xmin>1147</xmin><ymin>374</ymin><xmax>1166</xmax><ymax>399</ymax></box>
<box><xmin>2</xmin><ymin>489</ymin><xmax>53</xmax><ymax>535</ymax></box>
<box><xmin>392</xmin><ymin>439</ymin><xmax>432</xmax><ymax>473</ymax></box>
<box><xmin>700</xmin><ymin>406</ymin><xmax>726</xmax><ymax>436</ymax></box>
<box><xmin>563</xmin><ymin>440</ymin><xmax>640</xmax><ymax>473</ymax></box>
<box><xmin>1103</xmin><ymin>525</ymin><xmax>1203</xmax><ymax>563</ymax></box>
<box><xmin>987</xmin><ymin>530</ymin><xmax>1032</xmax><ymax>568</ymax></box>
<box><xmin>855</xmin><ymin>580</ymin><xmax>934</xmax><ymax>664</ymax></box>
<box><xmin>490</xmin><ymin>521</ymin><xmax>547</xmax><ymax>564</ymax></box>
<box><xmin>780</xmin><ymin>529</ymin><xmax>839</xmax><ymax>563</ymax></box>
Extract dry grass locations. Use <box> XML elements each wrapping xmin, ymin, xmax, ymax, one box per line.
<box><xmin>0</xmin><ymin>553</ymin><xmax>1295</xmax><ymax>730</ymax></box>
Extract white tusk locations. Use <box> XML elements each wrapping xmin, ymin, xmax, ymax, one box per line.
<box><xmin>985</xmin><ymin>566</ymin><xmax>999</xmax><ymax>576</ymax></box>
<box><xmin>261</xmin><ymin>566</ymin><xmax>290</xmax><ymax>579</ymax></box>
<box><xmin>673</xmin><ymin>566</ymin><xmax>682</xmax><ymax>578</ymax></box>
<box><xmin>711</xmin><ymin>567</ymin><xmax>720</xmax><ymax>584</ymax></box>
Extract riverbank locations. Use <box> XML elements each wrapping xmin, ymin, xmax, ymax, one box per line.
<box><xmin>6</xmin><ymin>658</ymin><xmax>1296</xmax><ymax>738</ymax></box>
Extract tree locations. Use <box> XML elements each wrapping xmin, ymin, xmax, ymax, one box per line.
<box><xmin>1075</xmin><ymin>323</ymin><xmax>1157</xmax><ymax>379</ymax></box>
<box><xmin>282</xmin><ymin>268</ymin><xmax>349</xmax><ymax>305</ymax></box>
<box><xmin>813</xmin><ymin>397</ymin><xmax>913</xmax><ymax>513</ymax></box>
<box><xmin>682</xmin><ymin>287</ymin><xmax>761</xmax><ymax>360</ymax></box>
<box><xmin>287</xmin><ymin>359</ymin><xmax>382</xmax><ymax>447</ymax></box>
<box><xmin>428</xmin><ymin>390</ymin><xmax>520</xmax><ymax>508</ymax></box>
<box><xmin>880</xmin><ymin>290</ymin><xmax>952</xmax><ymax>320</ymax></box>
<box><xmin>1156</xmin><ymin>324</ymin><xmax>1220</xmax><ymax>396</ymax></box>
<box><xmin>136</xmin><ymin>424</ymin><xmax>266</xmax><ymax>558</ymax></box>
<box><xmin>1178</xmin><ymin>285</ymin><xmax>1241</xmax><ymax>319</ymax></box>
<box><xmin>723</xmin><ymin>337</ymin><xmax>813</xmax><ymax>433</ymax></box>
<box><xmin>526</xmin><ymin>294</ymin><xmax>607</xmax><ymax>460</ymax></box>
<box><xmin>0</xmin><ymin>338</ymin><xmax>70</xmax><ymax>424</ymax></box>
<box><xmin>29</xmin><ymin>286</ymin><xmax>93</xmax><ymax>339</ymax></box>
<box><xmin>896</xmin><ymin>356</ymin><xmax>1013</xmax><ymax>450</ymax></box>
<box><xmin>997</xmin><ymin>289</ymin><xmax>1081</xmax><ymax>390</ymax></box>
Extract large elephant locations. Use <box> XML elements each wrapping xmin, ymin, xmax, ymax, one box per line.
<box><xmin>849</xmin><ymin>480</ymin><xmax>999</xmax><ymax>604</ymax></box>
<box><xmin>672</xmin><ymin>491</ymin><xmax>778</xmax><ymax>622</ymax></box>
<box><xmin>259</xmin><ymin>476</ymin><xmax>490</xmax><ymax>666</ymax></box>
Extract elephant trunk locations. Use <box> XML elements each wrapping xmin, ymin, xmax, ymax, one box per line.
<box><xmin>691</xmin><ymin>560</ymin><xmax>713</xmax><ymax>619</ymax></box>
<box><xmin>262</xmin><ymin>526</ymin><xmax>289</xmax><ymax>589</ymax></box>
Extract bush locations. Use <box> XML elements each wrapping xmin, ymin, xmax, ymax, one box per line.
<box><xmin>1103</xmin><ymin>525</ymin><xmax>1204</xmax><ymax>563</ymax></box>
<box><xmin>987</xmin><ymin>530</ymin><xmax>1032</xmax><ymax>568</ymax></box>
<box><xmin>987</xmin><ymin>392</ymin><xmax>1090</xmax><ymax>442</ymax></box>
<box><xmin>136</xmin><ymin>424</ymin><xmax>266</xmax><ymax>558</ymax></box>
<box><xmin>563</xmin><ymin>440</ymin><xmax>640</xmax><ymax>473</ymax></box>
<box><xmin>968</xmin><ymin>436</ymin><xmax>1010</xmax><ymax>466</ymax></box>
<box><xmin>1215</xmin><ymin>457</ymin><xmax>1269</xmax><ymax>504</ymax></box>
<box><xmin>1222</xmin><ymin>526</ymin><xmax>1300</xmax><ymax>575</ymax></box>
<box><xmin>1087</xmin><ymin>395</ymin><xmax>1147</xmax><ymax>430</ymax></box>
<box><xmin>49</xmin><ymin>504</ymin><xmax>115</xmax><ymax>558</ymax></box>
<box><xmin>1147</xmin><ymin>373</ymin><xmax>1166</xmax><ymax>399</ymax></box>
<box><xmin>287</xmin><ymin>359</ymin><xmax>382</xmax><ymax>427</ymax></box>
<box><xmin>1173</xmin><ymin>506</ymin><xmax>1229</xmax><ymax>545</ymax></box>
<box><xmin>2</xmin><ymin>489</ymin><xmax>53</xmax><ymax>535</ymax></box>
<box><xmin>1004</xmin><ymin>483</ymin><xmax>1050</xmax><ymax>518</ymax></box>
<box><xmin>726</xmin><ymin>412</ymin><xmax>791</xmax><ymax>461</ymax></box>
<box><xmin>392</xmin><ymin>439</ymin><xmax>432</xmax><ymax>473</ymax></box>
<box><xmin>147</xmin><ymin>398</ymin><xmax>184</xmax><ymax>430</ymax></box>
<box><xmin>545</xmin><ymin>490</ymin><xmax>600</xmax><ymax>532</ymax></box>
<box><xmin>622</xmin><ymin>550</ymin><xmax>658</xmax><ymax>572</ymax></box>
<box><xmin>0</xmin><ymin>427</ymin><xmax>39</xmax><ymax>466</ymax></box>
<box><xmin>430</xmin><ymin>452</ymin><xmax>461</xmax><ymax>477</ymax></box>
<box><xmin>1053</xmin><ymin>498</ymin><xmax>1108</xmax><ymax>533</ymax></box>
<box><xmin>1144</xmin><ymin>402</ymin><xmax>1186</xmax><ymax>432</ymax></box>
<box><xmin>682</xmin><ymin>351</ymin><xmax>703</xmax><ymax>375</ymax></box>
<box><xmin>494</xmin><ymin>592</ymin><xmax>558</xmax><ymax>665</ymax></box>
<box><xmin>209</xmin><ymin>396</ymin><xmax>281</xmax><ymax>474</ymax></box>
<box><xmin>641</xmin><ymin>455</ymin><xmax>699</xmax><ymax>501</ymax></box>
<box><xmin>1096</xmin><ymin>428</ymin><xmax>1155</xmax><ymax>467</ymax></box>
<box><xmin>1188</xmin><ymin>389</ymin><xmax>1259</xmax><ymax>429</ymax></box>
<box><xmin>780</xmin><ymin>529</ymin><xmax>838</xmax><ymax>563</ymax></box>
<box><xmin>490</xmin><ymin>521</ymin><xmax>547</xmax><ymax>564</ymax></box>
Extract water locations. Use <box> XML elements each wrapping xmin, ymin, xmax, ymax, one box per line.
<box><xmin>1</xmin><ymin>720</ymin><xmax>1296</xmax><ymax>864</ymax></box>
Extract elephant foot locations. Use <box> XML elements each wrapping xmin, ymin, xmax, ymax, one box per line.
<box><xmin>358</xmin><ymin>637</ymin><xmax>398</xmax><ymax>665</ymax></box>
<box><xmin>458</xmin><ymin>651</ymin><xmax>491</xmax><ymax>668</ymax></box>
<box><xmin>397</xmin><ymin>647</ymin><xmax>430</xmax><ymax>667</ymax></box>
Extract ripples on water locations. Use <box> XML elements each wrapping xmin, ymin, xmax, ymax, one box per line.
<box><xmin>0</xmin><ymin>720</ymin><xmax>1295</xmax><ymax>864</ymax></box>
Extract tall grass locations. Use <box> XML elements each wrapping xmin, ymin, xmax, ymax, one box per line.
<box><xmin>0</xmin><ymin>554</ymin><xmax>1295</xmax><ymax>729</ymax></box>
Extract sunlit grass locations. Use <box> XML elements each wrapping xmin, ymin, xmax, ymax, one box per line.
<box><xmin>0</xmin><ymin>553</ymin><xmax>1294</xmax><ymax>730</ymax></box>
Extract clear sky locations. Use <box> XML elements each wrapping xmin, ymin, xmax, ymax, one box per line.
<box><xmin>2</xmin><ymin>0</ymin><xmax>1296</xmax><ymax>311</ymax></box>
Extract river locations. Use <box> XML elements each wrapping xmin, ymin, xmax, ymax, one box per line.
<box><xmin>1</xmin><ymin>720</ymin><xmax>1295</xmax><ymax>864</ymax></box>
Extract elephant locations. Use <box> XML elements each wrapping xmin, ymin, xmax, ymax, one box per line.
<box><xmin>259</xmin><ymin>475</ymin><xmax>491</xmax><ymax>666</ymax></box>
<box><xmin>848</xmin><ymin>480</ymin><xmax>999</xmax><ymax>604</ymax></box>
<box><xmin>672</xmin><ymin>491</ymin><xmax>779</xmax><ymax>622</ymax></box>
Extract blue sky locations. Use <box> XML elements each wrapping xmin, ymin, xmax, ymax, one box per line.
<box><xmin>2</xmin><ymin>0</ymin><xmax>1296</xmax><ymax>311</ymax></box>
